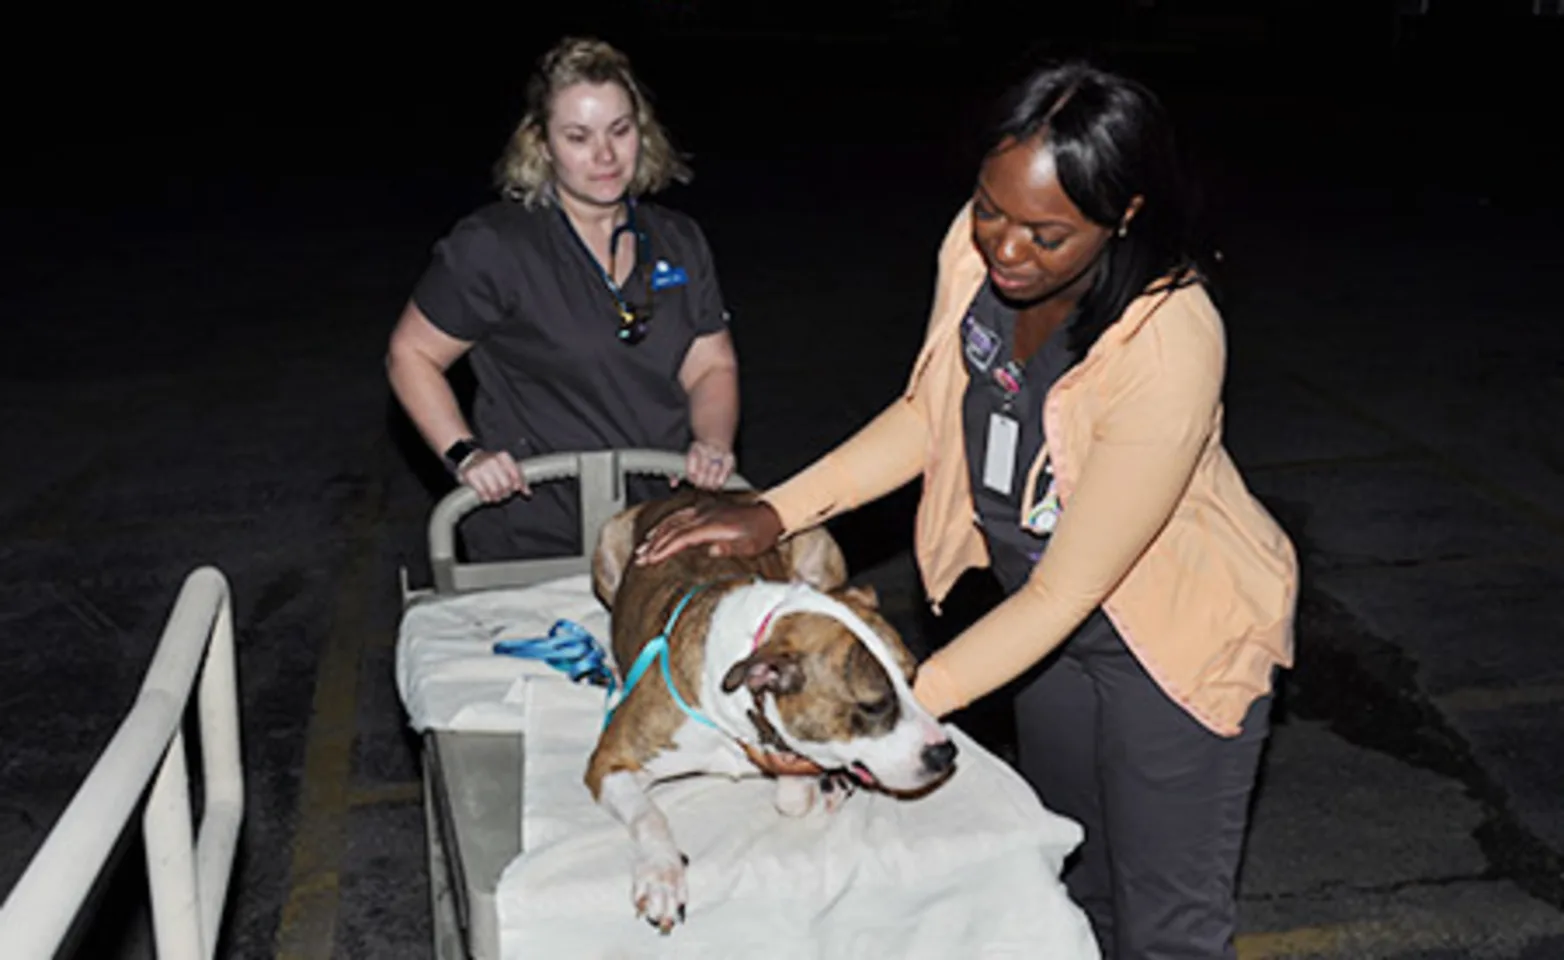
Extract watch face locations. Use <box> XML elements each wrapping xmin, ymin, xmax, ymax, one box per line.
<box><xmin>444</xmin><ymin>439</ymin><xmax>477</xmax><ymax>466</ymax></box>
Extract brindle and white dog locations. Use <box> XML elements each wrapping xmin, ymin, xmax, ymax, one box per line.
<box><xmin>586</xmin><ymin>487</ymin><xmax>958</xmax><ymax>934</ymax></box>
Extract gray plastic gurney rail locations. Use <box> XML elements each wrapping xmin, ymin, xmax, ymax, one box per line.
<box><xmin>402</xmin><ymin>449</ymin><xmax>749</xmax><ymax>960</ymax></box>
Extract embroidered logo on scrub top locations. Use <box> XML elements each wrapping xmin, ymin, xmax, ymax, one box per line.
<box><xmin>962</xmin><ymin>313</ymin><xmax>1000</xmax><ymax>371</ymax></box>
<box><xmin>650</xmin><ymin>259</ymin><xmax>689</xmax><ymax>291</ymax></box>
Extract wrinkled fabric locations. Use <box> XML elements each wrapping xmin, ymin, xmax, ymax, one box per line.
<box><xmin>394</xmin><ymin>574</ymin><xmax>1102</xmax><ymax>959</ymax></box>
<box><xmin>503</xmin><ymin>664</ymin><xmax>1100</xmax><ymax>960</ymax></box>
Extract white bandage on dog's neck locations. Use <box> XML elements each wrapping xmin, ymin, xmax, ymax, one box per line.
<box><xmin>758</xmin><ymin>582</ymin><xmax>916</xmax><ymax>700</ymax></box>
<box><xmin>700</xmin><ymin>580</ymin><xmax>924</xmax><ymax>739</ymax></box>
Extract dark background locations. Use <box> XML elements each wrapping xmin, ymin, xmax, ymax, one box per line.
<box><xmin>10</xmin><ymin>2</ymin><xmax>1560</xmax><ymax>231</ymax></box>
<box><xmin>4</xmin><ymin>2</ymin><xmax>1563</xmax><ymax>958</ymax></box>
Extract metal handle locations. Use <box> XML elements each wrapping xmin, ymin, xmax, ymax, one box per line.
<box><xmin>424</xmin><ymin>449</ymin><xmax>750</xmax><ymax>597</ymax></box>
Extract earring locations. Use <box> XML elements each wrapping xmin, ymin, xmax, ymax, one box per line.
<box><xmin>1116</xmin><ymin>222</ymin><xmax>1129</xmax><ymax>238</ymax></box>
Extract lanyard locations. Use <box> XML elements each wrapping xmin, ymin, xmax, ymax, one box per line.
<box><xmin>558</xmin><ymin>198</ymin><xmax>649</xmax><ymax>323</ymax></box>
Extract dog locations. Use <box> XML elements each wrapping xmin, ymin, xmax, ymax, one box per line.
<box><xmin>586</xmin><ymin>486</ymin><xmax>959</xmax><ymax>934</ymax></box>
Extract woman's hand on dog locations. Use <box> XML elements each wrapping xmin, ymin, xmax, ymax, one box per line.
<box><xmin>633</xmin><ymin>499</ymin><xmax>784</xmax><ymax>564</ymax></box>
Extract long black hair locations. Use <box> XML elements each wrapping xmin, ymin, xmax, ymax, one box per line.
<box><xmin>982</xmin><ymin>60</ymin><xmax>1203</xmax><ymax>361</ymax></box>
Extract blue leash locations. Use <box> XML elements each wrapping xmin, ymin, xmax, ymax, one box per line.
<box><xmin>492</xmin><ymin>579</ymin><xmax>747</xmax><ymax>732</ymax></box>
<box><xmin>493</xmin><ymin>619</ymin><xmax>617</xmax><ymax>696</ymax></box>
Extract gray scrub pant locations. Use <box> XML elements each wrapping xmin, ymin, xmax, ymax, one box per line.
<box><xmin>1014</xmin><ymin>610</ymin><xmax>1271</xmax><ymax>960</ymax></box>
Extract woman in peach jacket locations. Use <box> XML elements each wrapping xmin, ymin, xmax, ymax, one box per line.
<box><xmin>638</xmin><ymin>61</ymin><xmax>1298</xmax><ymax>960</ymax></box>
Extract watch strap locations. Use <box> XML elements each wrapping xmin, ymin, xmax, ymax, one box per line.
<box><xmin>443</xmin><ymin>438</ymin><xmax>480</xmax><ymax>474</ymax></box>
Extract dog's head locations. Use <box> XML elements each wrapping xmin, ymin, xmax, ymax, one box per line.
<box><xmin>719</xmin><ymin>583</ymin><xmax>957</xmax><ymax>794</ymax></box>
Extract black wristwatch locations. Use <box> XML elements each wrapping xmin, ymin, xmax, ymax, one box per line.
<box><xmin>443</xmin><ymin>438</ymin><xmax>480</xmax><ymax>475</ymax></box>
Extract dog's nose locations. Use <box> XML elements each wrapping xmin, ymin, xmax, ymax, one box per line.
<box><xmin>921</xmin><ymin>739</ymin><xmax>957</xmax><ymax>775</ymax></box>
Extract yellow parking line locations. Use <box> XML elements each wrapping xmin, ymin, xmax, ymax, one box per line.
<box><xmin>347</xmin><ymin>781</ymin><xmax>423</xmax><ymax>808</ymax></box>
<box><xmin>1436</xmin><ymin>680</ymin><xmax>1564</xmax><ymax>713</ymax></box>
<box><xmin>272</xmin><ymin>579</ymin><xmax>370</xmax><ymax>959</ymax></box>
<box><xmin>1237</xmin><ymin>908</ymin><xmax>1535</xmax><ymax>959</ymax></box>
<box><xmin>1237</xmin><ymin>924</ymin><xmax>1351</xmax><ymax>958</ymax></box>
<box><xmin>273</xmin><ymin>460</ymin><xmax>387</xmax><ymax>960</ymax></box>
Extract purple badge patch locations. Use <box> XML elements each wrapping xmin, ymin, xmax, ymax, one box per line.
<box><xmin>963</xmin><ymin>316</ymin><xmax>1000</xmax><ymax>370</ymax></box>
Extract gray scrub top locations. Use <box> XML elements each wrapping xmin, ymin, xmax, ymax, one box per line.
<box><xmin>959</xmin><ymin>281</ymin><xmax>1074</xmax><ymax>595</ymax></box>
<box><xmin>412</xmin><ymin>196</ymin><xmax>730</xmax><ymax>559</ymax></box>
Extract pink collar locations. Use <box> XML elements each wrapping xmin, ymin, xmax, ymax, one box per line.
<box><xmin>750</xmin><ymin>595</ymin><xmax>789</xmax><ymax>651</ymax></box>
<box><xmin>750</xmin><ymin>582</ymin><xmax>863</xmax><ymax>650</ymax></box>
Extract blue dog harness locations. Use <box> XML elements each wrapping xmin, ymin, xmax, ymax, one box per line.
<box><xmin>603</xmin><ymin>581</ymin><xmax>727</xmax><ymax>731</ymax></box>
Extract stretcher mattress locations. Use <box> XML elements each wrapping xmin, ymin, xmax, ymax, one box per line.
<box><xmin>397</xmin><ymin>573</ymin><xmax>1101</xmax><ymax>960</ymax></box>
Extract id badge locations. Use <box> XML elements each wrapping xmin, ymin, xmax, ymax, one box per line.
<box><xmin>983</xmin><ymin>413</ymin><xmax>1019</xmax><ymax>495</ymax></box>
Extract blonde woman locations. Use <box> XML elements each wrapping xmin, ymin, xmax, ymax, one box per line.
<box><xmin>387</xmin><ymin>36</ymin><xmax>739</xmax><ymax>560</ymax></box>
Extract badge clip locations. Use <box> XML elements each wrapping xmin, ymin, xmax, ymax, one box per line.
<box><xmin>1022</xmin><ymin>465</ymin><xmax>1061</xmax><ymax>535</ymax></box>
<box><xmin>1023</xmin><ymin>489</ymin><xmax>1060</xmax><ymax>534</ymax></box>
<box><xmin>993</xmin><ymin>361</ymin><xmax>1023</xmax><ymax>396</ymax></box>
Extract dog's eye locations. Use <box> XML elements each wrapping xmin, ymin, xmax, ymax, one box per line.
<box><xmin>858</xmin><ymin>695</ymin><xmax>894</xmax><ymax>718</ymax></box>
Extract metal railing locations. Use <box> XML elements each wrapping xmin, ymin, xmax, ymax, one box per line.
<box><xmin>0</xmin><ymin>565</ymin><xmax>245</xmax><ymax>959</ymax></box>
<box><xmin>414</xmin><ymin>448</ymin><xmax>748</xmax><ymax>601</ymax></box>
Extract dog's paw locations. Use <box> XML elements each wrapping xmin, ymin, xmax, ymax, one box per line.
<box><xmin>820</xmin><ymin>770</ymin><xmax>858</xmax><ymax>813</ymax></box>
<box><xmin>773</xmin><ymin>775</ymin><xmax>818</xmax><ymax>817</ymax></box>
<box><xmin>631</xmin><ymin>844</ymin><xmax>688</xmax><ymax>935</ymax></box>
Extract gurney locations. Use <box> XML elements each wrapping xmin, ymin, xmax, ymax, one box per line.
<box><xmin>395</xmin><ymin>449</ymin><xmax>1101</xmax><ymax>959</ymax></box>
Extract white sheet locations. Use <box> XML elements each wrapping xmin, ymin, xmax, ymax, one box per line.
<box><xmin>396</xmin><ymin>574</ymin><xmax>1101</xmax><ymax>959</ymax></box>
<box><xmin>395</xmin><ymin>574</ymin><xmax>612</xmax><ymax>734</ymax></box>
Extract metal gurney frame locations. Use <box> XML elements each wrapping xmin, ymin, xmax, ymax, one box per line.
<box><xmin>398</xmin><ymin>449</ymin><xmax>749</xmax><ymax>960</ymax></box>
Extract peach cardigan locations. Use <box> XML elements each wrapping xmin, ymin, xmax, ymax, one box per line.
<box><xmin>762</xmin><ymin>202</ymin><xmax>1298</xmax><ymax>735</ymax></box>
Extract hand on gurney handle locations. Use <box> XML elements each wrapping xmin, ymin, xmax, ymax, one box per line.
<box><xmin>457</xmin><ymin>447</ymin><xmax>531</xmax><ymax>502</ymax></box>
<box><xmin>676</xmin><ymin>440</ymin><xmax>737</xmax><ymax>491</ymax></box>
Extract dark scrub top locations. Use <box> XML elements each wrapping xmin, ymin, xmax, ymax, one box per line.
<box><xmin>960</xmin><ymin>281</ymin><xmax>1074</xmax><ymax>594</ymax></box>
<box><xmin>413</xmin><ymin>196</ymin><xmax>731</xmax><ymax>560</ymax></box>
<box><xmin>960</xmin><ymin>281</ymin><xmax>1122</xmax><ymax>650</ymax></box>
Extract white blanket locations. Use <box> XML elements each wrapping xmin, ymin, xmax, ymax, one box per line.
<box><xmin>396</xmin><ymin>575</ymin><xmax>1100</xmax><ymax>960</ymax></box>
<box><xmin>396</xmin><ymin>574</ymin><xmax>614</xmax><ymax>734</ymax></box>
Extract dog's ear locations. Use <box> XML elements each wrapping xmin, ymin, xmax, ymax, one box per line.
<box><xmin>834</xmin><ymin>583</ymin><xmax>880</xmax><ymax>609</ymax></box>
<box><xmin>721</xmin><ymin>651</ymin><xmax>806</xmax><ymax>696</ymax></box>
<box><xmin>778</xmin><ymin>527</ymin><xmax>848</xmax><ymax>591</ymax></box>
<box><xmin>590</xmin><ymin>504</ymin><xmax>644</xmax><ymax>607</ymax></box>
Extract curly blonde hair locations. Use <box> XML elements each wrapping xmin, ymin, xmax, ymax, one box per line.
<box><xmin>494</xmin><ymin>37</ymin><xmax>692</xmax><ymax>208</ymax></box>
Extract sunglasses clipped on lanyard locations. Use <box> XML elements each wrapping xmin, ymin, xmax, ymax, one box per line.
<box><xmin>561</xmin><ymin>201</ymin><xmax>658</xmax><ymax>346</ymax></box>
<box><xmin>610</xmin><ymin>218</ymin><xmax>655</xmax><ymax>346</ymax></box>
<box><xmin>616</xmin><ymin>292</ymin><xmax>652</xmax><ymax>345</ymax></box>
